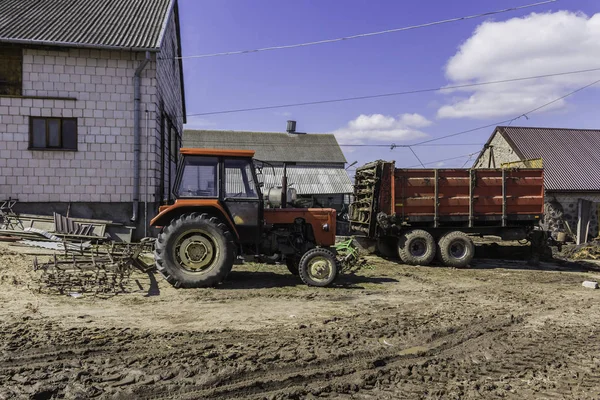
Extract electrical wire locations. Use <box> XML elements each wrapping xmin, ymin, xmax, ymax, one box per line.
<box><xmin>185</xmin><ymin>67</ymin><xmax>600</xmax><ymax>117</ymax></box>
<box><xmin>183</xmin><ymin>78</ymin><xmax>600</xmax><ymax>152</ymax></box>
<box><xmin>173</xmin><ymin>0</ymin><xmax>558</xmax><ymax>60</ymax></box>
<box><xmin>408</xmin><ymin>147</ymin><xmax>425</xmax><ymax>168</ymax></box>
<box><xmin>412</xmin><ymin>78</ymin><xmax>600</xmax><ymax>146</ymax></box>
<box><xmin>404</xmin><ymin>151</ymin><xmax>482</xmax><ymax>168</ymax></box>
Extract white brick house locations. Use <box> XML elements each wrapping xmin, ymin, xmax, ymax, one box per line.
<box><xmin>0</xmin><ymin>0</ymin><xmax>186</xmax><ymax>237</ymax></box>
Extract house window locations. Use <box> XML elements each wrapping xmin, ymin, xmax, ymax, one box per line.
<box><xmin>29</xmin><ymin>117</ymin><xmax>78</xmax><ymax>150</ymax></box>
<box><xmin>0</xmin><ymin>46</ymin><xmax>22</xmax><ymax>96</ymax></box>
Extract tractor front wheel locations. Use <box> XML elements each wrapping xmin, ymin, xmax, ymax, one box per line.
<box><xmin>298</xmin><ymin>248</ymin><xmax>338</xmax><ymax>287</ymax></box>
<box><xmin>154</xmin><ymin>213</ymin><xmax>235</xmax><ymax>288</ymax></box>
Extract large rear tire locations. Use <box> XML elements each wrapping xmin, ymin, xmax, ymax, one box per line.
<box><xmin>397</xmin><ymin>229</ymin><xmax>436</xmax><ymax>265</ymax></box>
<box><xmin>154</xmin><ymin>213</ymin><xmax>235</xmax><ymax>288</ymax></box>
<box><xmin>298</xmin><ymin>248</ymin><xmax>338</xmax><ymax>287</ymax></box>
<box><xmin>437</xmin><ymin>231</ymin><xmax>474</xmax><ymax>268</ymax></box>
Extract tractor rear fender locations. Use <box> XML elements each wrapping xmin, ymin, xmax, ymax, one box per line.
<box><xmin>263</xmin><ymin>208</ymin><xmax>337</xmax><ymax>246</ymax></box>
<box><xmin>150</xmin><ymin>199</ymin><xmax>239</xmax><ymax>240</ymax></box>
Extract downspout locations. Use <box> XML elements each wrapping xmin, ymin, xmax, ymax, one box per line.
<box><xmin>131</xmin><ymin>51</ymin><xmax>151</xmax><ymax>222</ymax></box>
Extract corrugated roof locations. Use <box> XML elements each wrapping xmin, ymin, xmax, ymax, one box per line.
<box><xmin>184</xmin><ymin>130</ymin><xmax>347</xmax><ymax>164</ymax></box>
<box><xmin>498</xmin><ymin>126</ymin><xmax>600</xmax><ymax>191</ymax></box>
<box><xmin>261</xmin><ymin>166</ymin><xmax>353</xmax><ymax>195</ymax></box>
<box><xmin>0</xmin><ymin>0</ymin><xmax>173</xmax><ymax>51</ymax></box>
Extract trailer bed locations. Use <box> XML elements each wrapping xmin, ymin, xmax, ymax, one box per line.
<box><xmin>351</xmin><ymin>161</ymin><xmax>544</xmax><ymax>236</ymax></box>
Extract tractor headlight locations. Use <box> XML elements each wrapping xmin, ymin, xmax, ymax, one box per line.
<box><xmin>322</xmin><ymin>223</ymin><xmax>330</xmax><ymax>232</ymax></box>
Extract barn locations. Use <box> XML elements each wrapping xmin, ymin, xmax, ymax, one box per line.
<box><xmin>473</xmin><ymin>126</ymin><xmax>600</xmax><ymax>243</ymax></box>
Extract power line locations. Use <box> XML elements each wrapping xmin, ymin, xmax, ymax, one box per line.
<box><xmin>412</xmin><ymin>78</ymin><xmax>600</xmax><ymax>146</ymax></box>
<box><xmin>404</xmin><ymin>151</ymin><xmax>481</xmax><ymax>168</ymax></box>
<box><xmin>183</xmin><ymin>79</ymin><xmax>600</xmax><ymax>152</ymax></box>
<box><xmin>184</xmin><ymin>139</ymin><xmax>485</xmax><ymax>148</ymax></box>
<box><xmin>185</xmin><ymin>67</ymin><xmax>600</xmax><ymax>117</ymax></box>
<box><xmin>408</xmin><ymin>146</ymin><xmax>425</xmax><ymax>168</ymax></box>
<box><xmin>174</xmin><ymin>0</ymin><xmax>558</xmax><ymax>60</ymax></box>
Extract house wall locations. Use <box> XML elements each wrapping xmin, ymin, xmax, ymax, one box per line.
<box><xmin>0</xmin><ymin>44</ymin><xmax>185</xmax><ymax>237</ymax></box>
<box><xmin>473</xmin><ymin>132</ymin><xmax>520</xmax><ymax>169</ymax></box>
<box><xmin>154</xmin><ymin>10</ymin><xmax>185</xmax><ymax>204</ymax></box>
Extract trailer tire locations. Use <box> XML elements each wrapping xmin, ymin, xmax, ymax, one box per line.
<box><xmin>298</xmin><ymin>248</ymin><xmax>338</xmax><ymax>287</ymax></box>
<box><xmin>377</xmin><ymin>237</ymin><xmax>398</xmax><ymax>259</ymax></box>
<box><xmin>397</xmin><ymin>229</ymin><xmax>436</xmax><ymax>265</ymax></box>
<box><xmin>438</xmin><ymin>231</ymin><xmax>474</xmax><ymax>268</ymax></box>
<box><xmin>154</xmin><ymin>213</ymin><xmax>235</xmax><ymax>288</ymax></box>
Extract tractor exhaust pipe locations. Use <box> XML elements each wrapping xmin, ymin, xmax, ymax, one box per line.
<box><xmin>281</xmin><ymin>163</ymin><xmax>287</xmax><ymax>208</ymax></box>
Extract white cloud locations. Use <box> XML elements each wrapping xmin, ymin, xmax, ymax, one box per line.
<box><xmin>184</xmin><ymin>116</ymin><xmax>216</xmax><ymax>130</ymax></box>
<box><xmin>437</xmin><ymin>11</ymin><xmax>600</xmax><ymax>119</ymax></box>
<box><xmin>332</xmin><ymin>113</ymin><xmax>430</xmax><ymax>144</ymax></box>
<box><xmin>399</xmin><ymin>113</ymin><xmax>433</xmax><ymax>128</ymax></box>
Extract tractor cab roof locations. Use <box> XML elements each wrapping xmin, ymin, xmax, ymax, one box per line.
<box><xmin>180</xmin><ymin>148</ymin><xmax>255</xmax><ymax>158</ymax></box>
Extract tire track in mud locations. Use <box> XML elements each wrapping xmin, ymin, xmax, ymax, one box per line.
<box><xmin>0</xmin><ymin>314</ymin><xmax>517</xmax><ymax>400</ymax></box>
<box><xmin>132</xmin><ymin>315</ymin><xmax>523</xmax><ymax>400</ymax></box>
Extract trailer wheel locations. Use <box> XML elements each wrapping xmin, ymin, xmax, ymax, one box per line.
<box><xmin>438</xmin><ymin>231</ymin><xmax>474</xmax><ymax>268</ymax></box>
<box><xmin>285</xmin><ymin>256</ymin><xmax>299</xmax><ymax>275</ymax></box>
<box><xmin>398</xmin><ymin>229</ymin><xmax>436</xmax><ymax>266</ymax></box>
<box><xmin>154</xmin><ymin>213</ymin><xmax>235</xmax><ymax>288</ymax></box>
<box><xmin>298</xmin><ymin>248</ymin><xmax>338</xmax><ymax>287</ymax></box>
<box><xmin>377</xmin><ymin>237</ymin><xmax>398</xmax><ymax>259</ymax></box>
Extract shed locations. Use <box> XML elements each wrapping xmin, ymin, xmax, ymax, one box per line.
<box><xmin>473</xmin><ymin>126</ymin><xmax>600</xmax><ymax>243</ymax></box>
<box><xmin>183</xmin><ymin>129</ymin><xmax>354</xmax><ymax>210</ymax></box>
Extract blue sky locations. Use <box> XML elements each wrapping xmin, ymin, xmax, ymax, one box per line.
<box><xmin>179</xmin><ymin>0</ymin><xmax>600</xmax><ymax>169</ymax></box>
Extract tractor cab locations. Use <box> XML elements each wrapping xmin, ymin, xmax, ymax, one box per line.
<box><xmin>170</xmin><ymin>148</ymin><xmax>263</xmax><ymax>244</ymax></box>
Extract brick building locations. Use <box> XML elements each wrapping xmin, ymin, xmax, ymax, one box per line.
<box><xmin>0</xmin><ymin>0</ymin><xmax>186</xmax><ymax>237</ymax></box>
<box><xmin>473</xmin><ymin>126</ymin><xmax>600</xmax><ymax>243</ymax></box>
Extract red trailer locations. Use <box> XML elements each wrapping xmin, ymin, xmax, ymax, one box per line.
<box><xmin>350</xmin><ymin>161</ymin><xmax>546</xmax><ymax>267</ymax></box>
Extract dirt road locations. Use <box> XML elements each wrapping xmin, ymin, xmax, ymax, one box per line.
<box><xmin>1</xmin><ymin>242</ymin><xmax>599</xmax><ymax>399</ymax></box>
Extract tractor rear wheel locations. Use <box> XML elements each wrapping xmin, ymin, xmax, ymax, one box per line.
<box><xmin>298</xmin><ymin>248</ymin><xmax>338</xmax><ymax>287</ymax></box>
<box><xmin>397</xmin><ymin>229</ymin><xmax>436</xmax><ymax>265</ymax></box>
<box><xmin>154</xmin><ymin>213</ymin><xmax>235</xmax><ymax>288</ymax></box>
<box><xmin>437</xmin><ymin>231</ymin><xmax>474</xmax><ymax>268</ymax></box>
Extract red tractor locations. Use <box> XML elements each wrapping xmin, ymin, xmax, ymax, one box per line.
<box><xmin>150</xmin><ymin>148</ymin><xmax>355</xmax><ymax>288</ymax></box>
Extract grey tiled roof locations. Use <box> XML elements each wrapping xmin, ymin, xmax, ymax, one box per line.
<box><xmin>183</xmin><ymin>130</ymin><xmax>348</xmax><ymax>164</ymax></box>
<box><xmin>0</xmin><ymin>0</ymin><xmax>173</xmax><ymax>51</ymax></box>
<box><xmin>497</xmin><ymin>126</ymin><xmax>600</xmax><ymax>192</ymax></box>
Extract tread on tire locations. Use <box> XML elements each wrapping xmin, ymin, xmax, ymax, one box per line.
<box><xmin>437</xmin><ymin>231</ymin><xmax>474</xmax><ymax>268</ymax></box>
<box><xmin>298</xmin><ymin>248</ymin><xmax>339</xmax><ymax>287</ymax></box>
<box><xmin>397</xmin><ymin>229</ymin><xmax>436</xmax><ymax>266</ymax></box>
<box><xmin>154</xmin><ymin>213</ymin><xmax>235</xmax><ymax>288</ymax></box>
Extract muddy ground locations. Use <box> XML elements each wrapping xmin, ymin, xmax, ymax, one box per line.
<box><xmin>0</xmin><ymin>242</ymin><xmax>599</xmax><ymax>400</ymax></box>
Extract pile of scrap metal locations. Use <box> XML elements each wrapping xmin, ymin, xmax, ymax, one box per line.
<box><xmin>0</xmin><ymin>200</ymin><xmax>110</xmax><ymax>249</ymax></box>
<box><xmin>33</xmin><ymin>240</ymin><xmax>154</xmax><ymax>297</ymax></box>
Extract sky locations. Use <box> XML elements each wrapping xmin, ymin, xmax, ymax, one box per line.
<box><xmin>178</xmin><ymin>0</ymin><xmax>600</xmax><ymax>170</ymax></box>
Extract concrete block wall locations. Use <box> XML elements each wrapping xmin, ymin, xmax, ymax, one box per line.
<box><xmin>549</xmin><ymin>193</ymin><xmax>600</xmax><ymax>239</ymax></box>
<box><xmin>0</xmin><ymin>47</ymin><xmax>161</xmax><ymax>209</ymax></box>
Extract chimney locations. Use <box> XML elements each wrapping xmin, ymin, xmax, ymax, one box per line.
<box><xmin>286</xmin><ymin>120</ymin><xmax>297</xmax><ymax>134</ymax></box>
